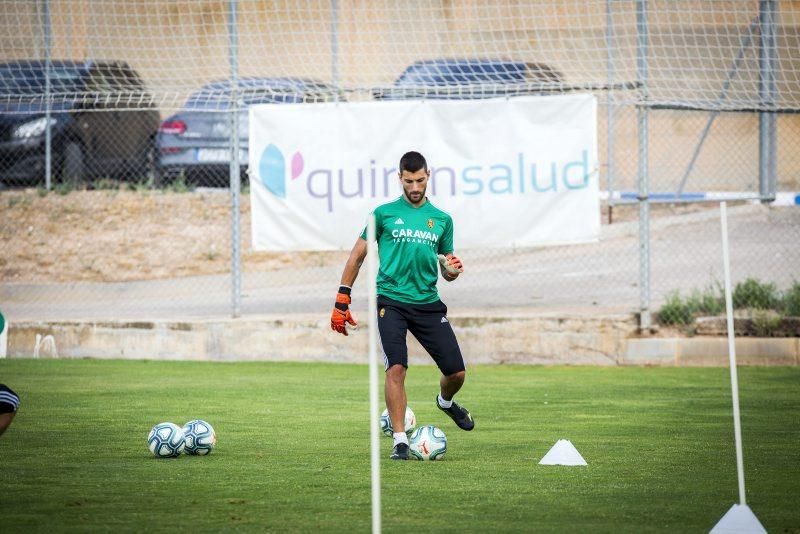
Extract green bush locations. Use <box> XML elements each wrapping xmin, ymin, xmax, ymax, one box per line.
<box><xmin>657</xmin><ymin>283</ymin><xmax>725</xmax><ymax>327</ymax></box>
<box><xmin>657</xmin><ymin>291</ymin><xmax>694</xmax><ymax>325</ymax></box>
<box><xmin>54</xmin><ymin>180</ymin><xmax>78</xmax><ymax>195</ymax></box>
<box><xmin>752</xmin><ymin>310</ymin><xmax>783</xmax><ymax>337</ymax></box>
<box><xmin>686</xmin><ymin>284</ymin><xmax>725</xmax><ymax>316</ymax></box>
<box><xmin>93</xmin><ymin>178</ymin><xmax>120</xmax><ymax>191</ymax></box>
<box><xmin>732</xmin><ymin>278</ymin><xmax>780</xmax><ymax>310</ymax></box>
<box><xmin>658</xmin><ymin>278</ymin><xmax>798</xmax><ymax>330</ymax></box>
<box><xmin>167</xmin><ymin>175</ymin><xmax>193</xmax><ymax>193</ymax></box>
<box><xmin>784</xmin><ymin>282</ymin><xmax>800</xmax><ymax>316</ymax></box>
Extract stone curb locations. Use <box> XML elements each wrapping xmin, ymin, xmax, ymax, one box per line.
<box><xmin>4</xmin><ymin>316</ymin><xmax>798</xmax><ymax>366</ymax></box>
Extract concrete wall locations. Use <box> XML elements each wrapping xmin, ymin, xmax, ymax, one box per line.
<box><xmin>6</xmin><ymin>315</ymin><xmax>799</xmax><ymax>366</ymax></box>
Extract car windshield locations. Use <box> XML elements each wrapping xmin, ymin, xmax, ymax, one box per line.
<box><xmin>0</xmin><ymin>64</ymin><xmax>85</xmax><ymax>94</ymax></box>
<box><xmin>397</xmin><ymin>62</ymin><xmax>530</xmax><ymax>86</ymax></box>
<box><xmin>184</xmin><ymin>80</ymin><xmax>336</xmax><ymax>110</ymax></box>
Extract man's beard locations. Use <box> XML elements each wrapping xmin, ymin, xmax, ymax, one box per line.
<box><xmin>404</xmin><ymin>186</ymin><xmax>426</xmax><ymax>204</ymax></box>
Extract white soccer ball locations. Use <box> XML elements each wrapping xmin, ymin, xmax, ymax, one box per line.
<box><xmin>408</xmin><ymin>425</ymin><xmax>447</xmax><ymax>461</ymax></box>
<box><xmin>379</xmin><ymin>407</ymin><xmax>416</xmax><ymax>437</ymax></box>
<box><xmin>182</xmin><ymin>419</ymin><xmax>217</xmax><ymax>456</ymax></box>
<box><xmin>147</xmin><ymin>422</ymin><xmax>186</xmax><ymax>458</ymax></box>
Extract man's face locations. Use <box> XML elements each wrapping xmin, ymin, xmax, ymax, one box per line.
<box><xmin>400</xmin><ymin>168</ymin><xmax>430</xmax><ymax>205</ymax></box>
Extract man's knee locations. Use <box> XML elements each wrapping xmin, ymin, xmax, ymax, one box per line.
<box><xmin>0</xmin><ymin>412</ymin><xmax>16</xmax><ymax>437</ymax></box>
<box><xmin>386</xmin><ymin>364</ymin><xmax>407</xmax><ymax>382</ymax></box>
<box><xmin>445</xmin><ymin>370</ymin><xmax>465</xmax><ymax>385</ymax></box>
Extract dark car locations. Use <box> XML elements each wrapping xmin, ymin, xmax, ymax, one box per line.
<box><xmin>0</xmin><ymin>60</ymin><xmax>160</xmax><ymax>186</ymax></box>
<box><xmin>374</xmin><ymin>58</ymin><xmax>565</xmax><ymax>100</ymax></box>
<box><xmin>157</xmin><ymin>77</ymin><xmax>341</xmax><ymax>186</ymax></box>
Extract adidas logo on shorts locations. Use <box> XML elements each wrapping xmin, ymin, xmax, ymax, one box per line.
<box><xmin>440</xmin><ymin>317</ymin><xmax>448</xmax><ymax>323</ymax></box>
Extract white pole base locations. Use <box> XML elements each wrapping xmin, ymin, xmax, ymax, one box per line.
<box><xmin>710</xmin><ymin>504</ymin><xmax>766</xmax><ymax>533</ymax></box>
<box><xmin>538</xmin><ymin>439</ymin><xmax>587</xmax><ymax>466</ymax></box>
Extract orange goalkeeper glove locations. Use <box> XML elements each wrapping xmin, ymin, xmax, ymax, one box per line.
<box><xmin>438</xmin><ymin>253</ymin><xmax>464</xmax><ymax>279</ymax></box>
<box><xmin>331</xmin><ymin>285</ymin><xmax>358</xmax><ymax>336</ymax></box>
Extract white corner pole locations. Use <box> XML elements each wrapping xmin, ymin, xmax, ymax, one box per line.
<box><xmin>711</xmin><ymin>202</ymin><xmax>766</xmax><ymax>533</ymax></box>
<box><xmin>720</xmin><ymin>201</ymin><xmax>746</xmax><ymax>505</ymax></box>
<box><xmin>367</xmin><ymin>213</ymin><xmax>381</xmax><ymax>533</ymax></box>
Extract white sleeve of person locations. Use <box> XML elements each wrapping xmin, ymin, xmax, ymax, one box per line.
<box><xmin>437</xmin><ymin>254</ymin><xmax>461</xmax><ymax>276</ymax></box>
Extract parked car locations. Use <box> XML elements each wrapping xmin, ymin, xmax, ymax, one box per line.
<box><xmin>373</xmin><ymin>58</ymin><xmax>565</xmax><ymax>100</ymax></box>
<box><xmin>157</xmin><ymin>77</ymin><xmax>341</xmax><ymax>186</ymax></box>
<box><xmin>0</xmin><ymin>60</ymin><xmax>160</xmax><ymax>186</ymax></box>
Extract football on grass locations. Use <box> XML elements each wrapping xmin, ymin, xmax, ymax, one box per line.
<box><xmin>182</xmin><ymin>419</ymin><xmax>217</xmax><ymax>455</ymax></box>
<box><xmin>408</xmin><ymin>425</ymin><xmax>447</xmax><ymax>461</ymax></box>
<box><xmin>379</xmin><ymin>407</ymin><xmax>416</xmax><ymax>437</ymax></box>
<box><xmin>147</xmin><ymin>422</ymin><xmax>186</xmax><ymax>458</ymax></box>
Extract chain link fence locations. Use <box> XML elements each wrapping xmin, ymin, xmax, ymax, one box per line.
<box><xmin>0</xmin><ymin>1</ymin><xmax>798</xmax><ymax>341</ymax></box>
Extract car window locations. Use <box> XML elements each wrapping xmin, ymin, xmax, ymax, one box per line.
<box><xmin>118</xmin><ymin>68</ymin><xmax>145</xmax><ymax>89</ymax></box>
<box><xmin>399</xmin><ymin>62</ymin><xmax>532</xmax><ymax>86</ymax></box>
<box><xmin>524</xmin><ymin>63</ymin><xmax>563</xmax><ymax>84</ymax></box>
<box><xmin>86</xmin><ymin>67</ymin><xmax>118</xmax><ymax>92</ymax></box>
<box><xmin>184</xmin><ymin>81</ymin><xmax>339</xmax><ymax>110</ymax></box>
<box><xmin>379</xmin><ymin>60</ymin><xmax>565</xmax><ymax>100</ymax></box>
<box><xmin>0</xmin><ymin>64</ymin><xmax>85</xmax><ymax>94</ymax></box>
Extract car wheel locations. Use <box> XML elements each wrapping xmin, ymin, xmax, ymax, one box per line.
<box><xmin>59</xmin><ymin>142</ymin><xmax>84</xmax><ymax>185</ymax></box>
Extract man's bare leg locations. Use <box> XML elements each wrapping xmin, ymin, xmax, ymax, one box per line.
<box><xmin>385</xmin><ymin>364</ymin><xmax>407</xmax><ymax>433</ymax></box>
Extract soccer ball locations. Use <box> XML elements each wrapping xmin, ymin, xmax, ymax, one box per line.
<box><xmin>147</xmin><ymin>422</ymin><xmax>186</xmax><ymax>458</ymax></box>
<box><xmin>182</xmin><ymin>419</ymin><xmax>217</xmax><ymax>456</ymax></box>
<box><xmin>408</xmin><ymin>425</ymin><xmax>447</xmax><ymax>461</ymax></box>
<box><xmin>379</xmin><ymin>407</ymin><xmax>416</xmax><ymax>437</ymax></box>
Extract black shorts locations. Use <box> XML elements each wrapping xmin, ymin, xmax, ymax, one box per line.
<box><xmin>0</xmin><ymin>384</ymin><xmax>20</xmax><ymax>414</ymax></box>
<box><xmin>376</xmin><ymin>295</ymin><xmax>465</xmax><ymax>376</ymax></box>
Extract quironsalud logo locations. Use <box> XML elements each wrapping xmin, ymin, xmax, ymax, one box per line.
<box><xmin>258</xmin><ymin>143</ymin><xmax>592</xmax><ymax>211</ymax></box>
<box><xmin>258</xmin><ymin>144</ymin><xmax>303</xmax><ymax>198</ymax></box>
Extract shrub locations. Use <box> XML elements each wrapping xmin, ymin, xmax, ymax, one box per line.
<box><xmin>784</xmin><ymin>282</ymin><xmax>800</xmax><ymax>316</ymax></box>
<box><xmin>93</xmin><ymin>178</ymin><xmax>120</xmax><ymax>191</ymax></box>
<box><xmin>751</xmin><ymin>310</ymin><xmax>783</xmax><ymax>337</ymax></box>
<box><xmin>732</xmin><ymin>278</ymin><xmax>780</xmax><ymax>310</ymax></box>
<box><xmin>686</xmin><ymin>284</ymin><xmax>725</xmax><ymax>316</ymax></box>
<box><xmin>167</xmin><ymin>175</ymin><xmax>193</xmax><ymax>193</ymax></box>
<box><xmin>657</xmin><ymin>291</ymin><xmax>694</xmax><ymax>325</ymax></box>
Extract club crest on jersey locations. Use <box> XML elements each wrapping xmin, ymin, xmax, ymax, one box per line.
<box><xmin>427</xmin><ymin>218</ymin><xmax>434</xmax><ymax>229</ymax></box>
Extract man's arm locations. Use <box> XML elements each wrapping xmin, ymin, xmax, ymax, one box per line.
<box><xmin>331</xmin><ymin>237</ymin><xmax>368</xmax><ymax>335</ymax></box>
<box><xmin>340</xmin><ymin>237</ymin><xmax>368</xmax><ymax>287</ymax></box>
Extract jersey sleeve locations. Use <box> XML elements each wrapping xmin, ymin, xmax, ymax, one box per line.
<box><xmin>438</xmin><ymin>215</ymin><xmax>454</xmax><ymax>254</ymax></box>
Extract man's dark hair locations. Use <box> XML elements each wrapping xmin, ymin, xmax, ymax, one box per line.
<box><xmin>399</xmin><ymin>151</ymin><xmax>428</xmax><ymax>174</ymax></box>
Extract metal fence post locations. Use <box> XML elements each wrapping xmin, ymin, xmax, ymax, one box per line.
<box><xmin>606</xmin><ymin>0</ymin><xmax>615</xmax><ymax>213</ymax></box>
<box><xmin>44</xmin><ymin>0</ymin><xmax>52</xmax><ymax>190</ymax></box>
<box><xmin>331</xmin><ymin>0</ymin><xmax>339</xmax><ymax>99</ymax></box>
<box><xmin>637</xmin><ymin>0</ymin><xmax>651</xmax><ymax>331</ymax></box>
<box><xmin>229</xmin><ymin>0</ymin><xmax>242</xmax><ymax>318</ymax></box>
<box><xmin>759</xmin><ymin>0</ymin><xmax>777</xmax><ymax>202</ymax></box>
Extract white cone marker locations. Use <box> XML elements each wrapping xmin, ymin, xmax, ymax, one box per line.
<box><xmin>538</xmin><ymin>439</ymin><xmax>587</xmax><ymax>466</ymax></box>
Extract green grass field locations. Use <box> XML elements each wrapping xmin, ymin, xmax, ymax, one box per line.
<box><xmin>1</xmin><ymin>360</ymin><xmax>798</xmax><ymax>533</ymax></box>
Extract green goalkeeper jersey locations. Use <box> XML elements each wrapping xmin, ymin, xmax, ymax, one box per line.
<box><xmin>360</xmin><ymin>196</ymin><xmax>454</xmax><ymax>304</ymax></box>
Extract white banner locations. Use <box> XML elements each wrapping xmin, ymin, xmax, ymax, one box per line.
<box><xmin>249</xmin><ymin>94</ymin><xmax>598</xmax><ymax>251</ymax></box>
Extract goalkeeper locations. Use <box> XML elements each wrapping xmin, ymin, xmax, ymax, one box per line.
<box><xmin>331</xmin><ymin>151</ymin><xmax>474</xmax><ymax>461</ymax></box>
